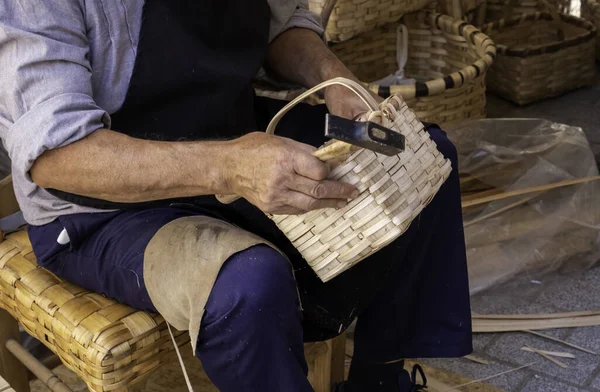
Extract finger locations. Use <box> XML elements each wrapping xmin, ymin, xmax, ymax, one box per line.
<box><xmin>292</xmin><ymin>150</ymin><xmax>330</xmax><ymax>181</ymax></box>
<box><xmin>289</xmin><ymin>175</ymin><xmax>358</xmax><ymax>200</ymax></box>
<box><xmin>285</xmin><ymin>190</ymin><xmax>348</xmax><ymax>212</ymax></box>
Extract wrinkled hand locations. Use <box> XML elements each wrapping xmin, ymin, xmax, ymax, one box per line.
<box><xmin>225</xmin><ymin>132</ymin><xmax>359</xmax><ymax>215</ymax></box>
<box><xmin>324</xmin><ymin>84</ymin><xmax>384</xmax><ymax>120</ymax></box>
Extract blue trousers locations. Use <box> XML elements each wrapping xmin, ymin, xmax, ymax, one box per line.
<box><xmin>29</xmin><ymin>107</ymin><xmax>472</xmax><ymax>392</ymax></box>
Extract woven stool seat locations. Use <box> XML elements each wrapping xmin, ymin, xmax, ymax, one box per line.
<box><xmin>0</xmin><ymin>230</ymin><xmax>189</xmax><ymax>392</ymax></box>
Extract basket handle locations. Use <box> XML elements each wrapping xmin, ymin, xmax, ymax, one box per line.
<box><xmin>320</xmin><ymin>0</ymin><xmax>340</xmax><ymax>31</ymax></box>
<box><xmin>539</xmin><ymin>0</ymin><xmax>566</xmax><ymax>40</ymax></box>
<box><xmin>266</xmin><ymin>77</ymin><xmax>381</xmax><ymax>135</ymax></box>
<box><xmin>502</xmin><ymin>0</ymin><xmax>564</xmax><ymax>40</ymax></box>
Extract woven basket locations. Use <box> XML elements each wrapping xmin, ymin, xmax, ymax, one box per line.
<box><xmin>482</xmin><ymin>12</ymin><xmax>596</xmax><ymax>105</ymax></box>
<box><xmin>485</xmin><ymin>0</ymin><xmax>570</xmax><ymax>22</ymax></box>
<box><xmin>329</xmin><ymin>12</ymin><xmax>495</xmax><ymax>127</ymax></box>
<box><xmin>308</xmin><ymin>0</ymin><xmax>434</xmax><ymax>42</ymax></box>
<box><xmin>266</xmin><ymin>78</ymin><xmax>452</xmax><ymax>282</ymax></box>
<box><xmin>582</xmin><ymin>0</ymin><xmax>600</xmax><ymax>59</ymax></box>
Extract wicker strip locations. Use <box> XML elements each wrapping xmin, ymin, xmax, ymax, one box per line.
<box><xmin>0</xmin><ymin>230</ymin><xmax>189</xmax><ymax>392</ymax></box>
<box><xmin>482</xmin><ymin>12</ymin><xmax>596</xmax><ymax>105</ymax></box>
<box><xmin>267</xmin><ymin>78</ymin><xmax>452</xmax><ymax>282</ymax></box>
<box><xmin>309</xmin><ymin>0</ymin><xmax>435</xmax><ymax>42</ymax></box>
<box><xmin>582</xmin><ymin>0</ymin><xmax>600</xmax><ymax>59</ymax></box>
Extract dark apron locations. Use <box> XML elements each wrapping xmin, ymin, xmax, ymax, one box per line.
<box><xmin>46</xmin><ymin>0</ymin><xmax>404</xmax><ymax>340</ymax></box>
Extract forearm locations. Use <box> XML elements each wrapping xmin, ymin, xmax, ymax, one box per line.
<box><xmin>266</xmin><ymin>28</ymin><xmax>357</xmax><ymax>88</ymax></box>
<box><xmin>31</xmin><ymin>129</ymin><xmax>233</xmax><ymax>203</ymax></box>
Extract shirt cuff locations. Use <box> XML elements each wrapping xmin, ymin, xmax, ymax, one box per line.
<box><xmin>282</xmin><ymin>7</ymin><xmax>325</xmax><ymax>39</ymax></box>
<box><xmin>5</xmin><ymin>93</ymin><xmax>110</xmax><ymax>178</ymax></box>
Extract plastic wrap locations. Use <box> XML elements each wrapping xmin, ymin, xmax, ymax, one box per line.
<box><xmin>449</xmin><ymin>119</ymin><xmax>600</xmax><ymax>294</ymax></box>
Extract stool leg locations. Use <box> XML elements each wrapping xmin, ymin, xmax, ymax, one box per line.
<box><xmin>0</xmin><ymin>309</ymin><xmax>30</xmax><ymax>392</ymax></box>
<box><xmin>306</xmin><ymin>332</ymin><xmax>346</xmax><ymax>392</ymax></box>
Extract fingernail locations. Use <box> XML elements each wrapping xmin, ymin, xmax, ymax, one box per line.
<box><xmin>337</xmin><ymin>201</ymin><xmax>347</xmax><ymax>209</ymax></box>
<box><xmin>351</xmin><ymin>190</ymin><xmax>360</xmax><ymax>198</ymax></box>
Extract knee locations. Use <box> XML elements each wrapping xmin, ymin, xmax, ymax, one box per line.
<box><xmin>203</xmin><ymin>245</ymin><xmax>299</xmax><ymax>325</ymax></box>
<box><xmin>427</xmin><ymin>125</ymin><xmax>458</xmax><ymax>165</ymax></box>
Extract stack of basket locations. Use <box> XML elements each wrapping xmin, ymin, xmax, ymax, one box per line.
<box><xmin>480</xmin><ymin>0</ymin><xmax>596</xmax><ymax>105</ymax></box>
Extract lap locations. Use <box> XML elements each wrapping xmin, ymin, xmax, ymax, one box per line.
<box><xmin>29</xmin><ymin>99</ymin><xmax>462</xmax><ymax>340</ymax></box>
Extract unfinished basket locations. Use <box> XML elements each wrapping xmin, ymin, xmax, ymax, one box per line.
<box><xmin>0</xmin><ymin>230</ymin><xmax>190</xmax><ymax>391</ymax></box>
<box><xmin>485</xmin><ymin>0</ymin><xmax>571</xmax><ymax>22</ymax></box>
<box><xmin>582</xmin><ymin>0</ymin><xmax>600</xmax><ymax>59</ymax></box>
<box><xmin>329</xmin><ymin>12</ymin><xmax>495</xmax><ymax>127</ymax></box>
<box><xmin>308</xmin><ymin>0</ymin><xmax>434</xmax><ymax>42</ymax></box>
<box><xmin>268</xmin><ymin>78</ymin><xmax>452</xmax><ymax>282</ymax></box>
<box><xmin>482</xmin><ymin>12</ymin><xmax>596</xmax><ymax>105</ymax></box>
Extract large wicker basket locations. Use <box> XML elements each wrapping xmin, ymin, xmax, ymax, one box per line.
<box><xmin>482</xmin><ymin>12</ymin><xmax>596</xmax><ymax>105</ymax></box>
<box><xmin>329</xmin><ymin>12</ymin><xmax>495</xmax><ymax>127</ymax></box>
<box><xmin>308</xmin><ymin>0</ymin><xmax>434</xmax><ymax>42</ymax></box>
<box><xmin>267</xmin><ymin>78</ymin><xmax>452</xmax><ymax>282</ymax></box>
<box><xmin>582</xmin><ymin>0</ymin><xmax>600</xmax><ymax>59</ymax></box>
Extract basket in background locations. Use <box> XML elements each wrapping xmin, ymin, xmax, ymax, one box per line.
<box><xmin>582</xmin><ymin>0</ymin><xmax>600</xmax><ymax>59</ymax></box>
<box><xmin>308</xmin><ymin>0</ymin><xmax>435</xmax><ymax>42</ymax></box>
<box><xmin>329</xmin><ymin>11</ymin><xmax>495</xmax><ymax>127</ymax></box>
<box><xmin>482</xmin><ymin>11</ymin><xmax>596</xmax><ymax>105</ymax></box>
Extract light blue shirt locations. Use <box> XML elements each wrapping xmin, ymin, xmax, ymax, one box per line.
<box><xmin>0</xmin><ymin>0</ymin><xmax>323</xmax><ymax>225</ymax></box>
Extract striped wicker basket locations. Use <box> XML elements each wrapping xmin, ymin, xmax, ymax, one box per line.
<box><xmin>485</xmin><ymin>0</ymin><xmax>571</xmax><ymax>22</ymax></box>
<box><xmin>482</xmin><ymin>12</ymin><xmax>596</xmax><ymax>105</ymax></box>
<box><xmin>329</xmin><ymin>12</ymin><xmax>495</xmax><ymax>127</ymax></box>
<box><xmin>308</xmin><ymin>0</ymin><xmax>434</xmax><ymax>42</ymax></box>
<box><xmin>582</xmin><ymin>0</ymin><xmax>600</xmax><ymax>59</ymax></box>
<box><xmin>267</xmin><ymin>78</ymin><xmax>452</xmax><ymax>282</ymax></box>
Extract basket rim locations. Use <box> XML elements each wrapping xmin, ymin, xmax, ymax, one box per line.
<box><xmin>481</xmin><ymin>12</ymin><xmax>597</xmax><ymax>57</ymax></box>
<box><xmin>366</xmin><ymin>12</ymin><xmax>496</xmax><ymax>100</ymax></box>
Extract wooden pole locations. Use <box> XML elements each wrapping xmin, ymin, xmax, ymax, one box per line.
<box><xmin>5</xmin><ymin>339</ymin><xmax>72</xmax><ymax>392</ymax></box>
<box><xmin>0</xmin><ymin>310</ymin><xmax>29</xmax><ymax>392</ymax></box>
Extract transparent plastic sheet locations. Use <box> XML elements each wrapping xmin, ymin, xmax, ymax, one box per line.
<box><xmin>448</xmin><ymin>119</ymin><xmax>600</xmax><ymax>294</ymax></box>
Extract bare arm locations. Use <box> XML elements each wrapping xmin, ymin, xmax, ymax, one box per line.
<box><xmin>31</xmin><ymin>129</ymin><xmax>231</xmax><ymax>203</ymax></box>
<box><xmin>266</xmin><ymin>28</ymin><xmax>383</xmax><ymax>119</ymax></box>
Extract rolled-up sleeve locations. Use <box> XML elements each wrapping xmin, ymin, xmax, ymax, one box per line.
<box><xmin>268</xmin><ymin>0</ymin><xmax>324</xmax><ymax>42</ymax></box>
<box><xmin>0</xmin><ymin>0</ymin><xmax>109</xmax><ymax>181</ymax></box>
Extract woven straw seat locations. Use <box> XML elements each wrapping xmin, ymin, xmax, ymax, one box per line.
<box><xmin>0</xmin><ymin>229</ymin><xmax>189</xmax><ymax>391</ymax></box>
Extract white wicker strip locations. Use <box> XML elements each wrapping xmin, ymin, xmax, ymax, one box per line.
<box><xmin>267</xmin><ymin>78</ymin><xmax>452</xmax><ymax>282</ymax></box>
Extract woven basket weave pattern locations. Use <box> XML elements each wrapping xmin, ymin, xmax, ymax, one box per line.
<box><xmin>582</xmin><ymin>0</ymin><xmax>600</xmax><ymax>59</ymax></box>
<box><xmin>329</xmin><ymin>12</ymin><xmax>495</xmax><ymax>127</ymax></box>
<box><xmin>309</xmin><ymin>0</ymin><xmax>434</xmax><ymax>42</ymax></box>
<box><xmin>272</xmin><ymin>95</ymin><xmax>452</xmax><ymax>282</ymax></box>
<box><xmin>483</xmin><ymin>12</ymin><xmax>596</xmax><ymax>105</ymax></box>
<box><xmin>0</xmin><ymin>231</ymin><xmax>189</xmax><ymax>391</ymax></box>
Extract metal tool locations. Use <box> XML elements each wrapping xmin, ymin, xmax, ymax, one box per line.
<box><xmin>216</xmin><ymin>114</ymin><xmax>405</xmax><ymax>204</ymax></box>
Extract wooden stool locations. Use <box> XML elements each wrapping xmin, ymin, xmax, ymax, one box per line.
<box><xmin>0</xmin><ymin>176</ymin><xmax>345</xmax><ymax>392</ymax></box>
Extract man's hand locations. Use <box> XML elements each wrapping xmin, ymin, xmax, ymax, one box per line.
<box><xmin>324</xmin><ymin>84</ymin><xmax>384</xmax><ymax>121</ymax></box>
<box><xmin>223</xmin><ymin>132</ymin><xmax>359</xmax><ymax>215</ymax></box>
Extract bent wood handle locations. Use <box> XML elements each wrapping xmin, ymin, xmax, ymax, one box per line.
<box><xmin>215</xmin><ymin>141</ymin><xmax>358</xmax><ymax>204</ymax></box>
